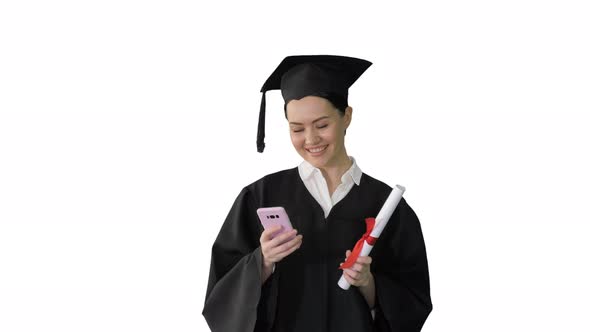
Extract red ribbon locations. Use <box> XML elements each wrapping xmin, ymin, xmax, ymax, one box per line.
<box><xmin>339</xmin><ymin>217</ymin><xmax>378</xmax><ymax>270</ymax></box>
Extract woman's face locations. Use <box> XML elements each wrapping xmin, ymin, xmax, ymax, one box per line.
<box><xmin>286</xmin><ymin>96</ymin><xmax>352</xmax><ymax>169</ymax></box>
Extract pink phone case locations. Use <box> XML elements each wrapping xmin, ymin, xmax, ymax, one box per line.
<box><xmin>257</xmin><ymin>207</ymin><xmax>294</xmax><ymax>239</ymax></box>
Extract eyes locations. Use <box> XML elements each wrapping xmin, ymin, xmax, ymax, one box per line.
<box><xmin>291</xmin><ymin>123</ymin><xmax>328</xmax><ymax>133</ymax></box>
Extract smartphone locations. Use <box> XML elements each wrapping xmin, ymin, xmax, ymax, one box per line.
<box><xmin>256</xmin><ymin>206</ymin><xmax>294</xmax><ymax>240</ymax></box>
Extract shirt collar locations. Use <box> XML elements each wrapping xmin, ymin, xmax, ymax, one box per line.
<box><xmin>347</xmin><ymin>157</ymin><xmax>363</xmax><ymax>185</ymax></box>
<box><xmin>298</xmin><ymin>156</ymin><xmax>362</xmax><ymax>185</ymax></box>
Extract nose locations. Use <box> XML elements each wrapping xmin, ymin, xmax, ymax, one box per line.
<box><xmin>305</xmin><ymin>128</ymin><xmax>320</xmax><ymax>146</ymax></box>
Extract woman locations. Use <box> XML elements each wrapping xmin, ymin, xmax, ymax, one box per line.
<box><xmin>202</xmin><ymin>55</ymin><xmax>432</xmax><ymax>332</ymax></box>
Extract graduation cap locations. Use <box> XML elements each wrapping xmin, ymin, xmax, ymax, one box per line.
<box><xmin>257</xmin><ymin>55</ymin><xmax>372</xmax><ymax>153</ymax></box>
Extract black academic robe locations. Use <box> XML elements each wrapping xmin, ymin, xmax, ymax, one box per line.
<box><xmin>203</xmin><ymin>168</ymin><xmax>432</xmax><ymax>332</ymax></box>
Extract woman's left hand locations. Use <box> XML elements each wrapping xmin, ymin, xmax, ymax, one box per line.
<box><xmin>340</xmin><ymin>250</ymin><xmax>373</xmax><ymax>288</ymax></box>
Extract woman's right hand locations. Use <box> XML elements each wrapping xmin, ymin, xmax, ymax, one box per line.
<box><xmin>260</xmin><ymin>225</ymin><xmax>303</xmax><ymax>269</ymax></box>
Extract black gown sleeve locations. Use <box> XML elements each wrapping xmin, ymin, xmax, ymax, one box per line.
<box><xmin>372</xmin><ymin>198</ymin><xmax>433</xmax><ymax>332</ymax></box>
<box><xmin>202</xmin><ymin>187</ymin><xmax>278</xmax><ymax>332</ymax></box>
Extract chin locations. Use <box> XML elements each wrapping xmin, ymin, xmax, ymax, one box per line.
<box><xmin>302</xmin><ymin>151</ymin><xmax>332</xmax><ymax>169</ymax></box>
<box><xmin>307</xmin><ymin>160</ymin><xmax>325</xmax><ymax>169</ymax></box>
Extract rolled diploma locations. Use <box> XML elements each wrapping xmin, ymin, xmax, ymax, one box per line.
<box><xmin>337</xmin><ymin>185</ymin><xmax>406</xmax><ymax>290</ymax></box>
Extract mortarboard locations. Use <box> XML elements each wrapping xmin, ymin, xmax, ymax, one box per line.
<box><xmin>257</xmin><ymin>55</ymin><xmax>372</xmax><ymax>153</ymax></box>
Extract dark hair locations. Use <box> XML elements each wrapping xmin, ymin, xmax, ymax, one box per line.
<box><xmin>283</xmin><ymin>93</ymin><xmax>347</xmax><ymax>119</ymax></box>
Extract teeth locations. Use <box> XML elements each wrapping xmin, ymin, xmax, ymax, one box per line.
<box><xmin>308</xmin><ymin>145</ymin><xmax>327</xmax><ymax>153</ymax></box>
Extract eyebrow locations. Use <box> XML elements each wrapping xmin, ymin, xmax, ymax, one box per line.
<box><xmin>289</xmin><ymin>116</ymin><xmax>330</xmax><ymax>126</ymax></box>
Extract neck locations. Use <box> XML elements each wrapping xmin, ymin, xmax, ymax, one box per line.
<box><xmin>318</xmin><ymin>153</ymin><xmax>353</xmax><ymax>190</ymax></box>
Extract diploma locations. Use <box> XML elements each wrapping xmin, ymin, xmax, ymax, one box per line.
<box><xmin>337</xmin><ymin>185</ymin><xmax>406</xmax><ymax>290</ymax></box>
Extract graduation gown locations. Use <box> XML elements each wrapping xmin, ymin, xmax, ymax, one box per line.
<box><xmin>202</xmin><ymin>167</ymin><xmax>432</xmax><ymax>332</ymax></box>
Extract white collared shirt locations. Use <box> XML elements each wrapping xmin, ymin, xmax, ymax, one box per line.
<box><xmin>297</xmin><ymin>156</ymin><xmax>362</xmax><ymax>218</ymax></box>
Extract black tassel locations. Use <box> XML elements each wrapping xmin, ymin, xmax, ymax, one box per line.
<box><xmin>257</xmin><ymin>91</ymin><xmax>266</xmax><ymax>153</ymax></box>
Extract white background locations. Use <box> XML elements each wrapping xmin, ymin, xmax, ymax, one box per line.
<box><xmin>1</xmin><ymin>1</ymin><xmax>589</xmax><ymax>331</ymax></box>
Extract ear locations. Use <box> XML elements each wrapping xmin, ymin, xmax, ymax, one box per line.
<box><xmin>344</xmin><ymin>106</ymin><xmax>353</xmax><ymax>129</ymax></box>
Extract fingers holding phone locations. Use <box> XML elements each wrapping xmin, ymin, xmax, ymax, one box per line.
<box><xmin>260</xmin><ymin>226</ymin><xmax>302</xmax><ymax>265</ymax></box>
<box><xmin>257</xmin><ymin>207</ymin><xmax>303</xmax><ymax>267</ymax></box>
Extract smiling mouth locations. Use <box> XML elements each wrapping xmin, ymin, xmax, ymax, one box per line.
<box><xmin>305</xmin><ymin>145</ymin><xmax>328</xmax><ymax>153</ymax></box>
